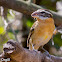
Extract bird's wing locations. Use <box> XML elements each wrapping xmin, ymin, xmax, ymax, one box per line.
<box><xmin>27</xmin><ymin>21</ymin><xmax>38</xmax><ymax>47</ymax></box>
<box><xmin>27</xmin><ymin>26</ymin><xmax>34</xmax><ymax>47</ymax></box>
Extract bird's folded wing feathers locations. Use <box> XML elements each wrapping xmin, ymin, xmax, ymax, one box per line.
<box><xmin>27</xmin><ymin>27</ymin><xmax>34</xmax><ymax>47</ymax></box>
<box><xmin>27</xmin><ymin>21</ymin><xmax>37</xmax><ymax>47</ymax></box>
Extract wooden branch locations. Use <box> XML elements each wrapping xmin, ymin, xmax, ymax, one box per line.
<box><xmin>0</xmin><ymin>0</ymin><xmax>62</xmax><ymax>26</ymax></box>
<box><xmin>0</xmin><ymin>40</ymin><xmax>62</xmax><ymax>62</ymax></box>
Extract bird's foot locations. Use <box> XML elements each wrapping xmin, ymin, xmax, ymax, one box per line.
<box><xmin>44</xmin><ymin>51</ymin><xmax>51</xmax><ymax>58</ymax></box>
<box><xmin>33</xmin><ymin>49</ymin><xmax>37</xmax><ymax>52</ymax></box>
<box><xmin>33</xmin><ymin>49</ymin><xmax>40</xmax><ymax>54</ymax></box>
<box><xmin>42</xmin><ymin>47</ymin><xmax>51</xmax><ymax>58</ymax></box>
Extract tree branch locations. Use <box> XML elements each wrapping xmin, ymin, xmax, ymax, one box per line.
<box><xmin>0</xmin><ymin>40</ymin><xmax>62</xmax><ymax>62</ymax></box>
<box><xmin>0</xmin><ymin>0</ymin><xmax>62</xmax><ymax>26</ymax></box>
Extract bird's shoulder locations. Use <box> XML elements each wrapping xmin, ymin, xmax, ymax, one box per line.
<box><xmin>27</xmin><ymin>21</ymin><xmax>38</xmax><ymax>46</ymax></box>
<box><xmin>30</xmin><ymin>21</ymin><xmax>38</xmax><ymax>32</ymax></box>
<box><xmin>27</xmin><ymin>21</ymin><xmax>38</xmax><ymax>41</ymax></box>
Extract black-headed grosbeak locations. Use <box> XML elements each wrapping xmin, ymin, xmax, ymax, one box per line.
<box><xmin>27</xmin><ymin>9</ymin><xmax>55</xmax><ymax>51</ymax></box>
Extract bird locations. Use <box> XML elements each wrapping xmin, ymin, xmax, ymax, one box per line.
<box><xmin>27</xmin><ymin>9</ymin><xmax>55</xmax><ymax>51</ymax></box>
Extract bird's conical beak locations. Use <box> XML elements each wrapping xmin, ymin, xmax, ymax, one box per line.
<box><xmin>31</xmin><ymin>11</ymin><xmax>40</xmax><ymax>18</ymax></box>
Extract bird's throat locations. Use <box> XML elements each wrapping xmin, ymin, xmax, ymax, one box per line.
<box><xmin>37</xmin><ymin>18</ymin><xmax>54</xmax><ymax>23</ymax></box>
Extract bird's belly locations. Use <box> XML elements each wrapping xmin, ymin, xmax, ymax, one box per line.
<box><xmin>31</xmin><ymin>22</ymin><xmax>55</xmax><ymax>50</ymax></box>
<box><xmin>32</xmin><ymin>31</ymin><xmax>53</xmax><ymax>46</ymax></box>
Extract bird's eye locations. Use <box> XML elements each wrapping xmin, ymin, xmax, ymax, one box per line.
<box><xmin>40</xmin><ymin>12</ymin><xmax>45</xmax><ymax>14</ymax></box>
<box><xmin>47</xmin><ymin>14</ymin><xmax>50</xmax><ymax>17</ymax></box>
<box><xmin>48</xmin><ymin>14</ymin><xmax>51</xmax><ymax>17</ymax></box>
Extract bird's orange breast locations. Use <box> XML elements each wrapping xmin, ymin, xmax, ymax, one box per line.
<box><xmin>31</xmin><ymin>18</ymin><xmax>55</xmax><ymax>49</ymax></box>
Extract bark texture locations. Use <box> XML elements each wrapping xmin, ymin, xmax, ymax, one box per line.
<box><xmin>0</xmin><ymin>40</ymin><xmax>62</xmax><ymax>62</ymax></box>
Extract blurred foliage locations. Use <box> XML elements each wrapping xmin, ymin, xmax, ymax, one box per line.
<box><xmin>0</xmin><ymin>34</ymin><xmax>8</xmax><ymax>53</ymax></box>
<box><xmin>0</xmin><ymin>27</ymin><xmax>5</xmax><ymax>34</ymax></box>
<box><xmin>36</xmin><ymin>0</ymin><xmax>60</xmax><ymax>11</ymax></box>
<box><xmin>54</xmin><ymin>33</ymin><xmax>62</xmax><ymax>49</ymax></box>
<box><xmin>49</xmin><ymin>33</ymin><xmax>62</xmax><ymax>50</ymax></box>
<box><xmin>0</xmin><ymin>16</ymin><xmax>4</xmax><ymax>26</ymax></box>
<box><xmin>26</xmin><ymin>19</ymin><xmax>33</xmax><ymax>27</ymax></box>
<box><xmin>0</xmin><ymin>9</ymin><xmax>15</xmax><ymax>53</ymax></box>
<box><xmin>8</xmin><ymin>32</ymin><xmax>15</xmax><ymax>40</ymax></box>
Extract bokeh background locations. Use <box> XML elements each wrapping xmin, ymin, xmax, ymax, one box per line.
<box><xmin>0</xmin><ymin>0</ymin><xmax>62</xmax><ymax>57</ymax></box>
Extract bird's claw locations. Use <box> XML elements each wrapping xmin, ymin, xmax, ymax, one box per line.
<box><xmin>44</xmin><ymin>51</ymin><xmax>51</xmax><ymax>58</ymax></box>
<box><xmin>33</xmin><ymin>50</ymin><xmax>40</xmax><ymax>54</ymax></box>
